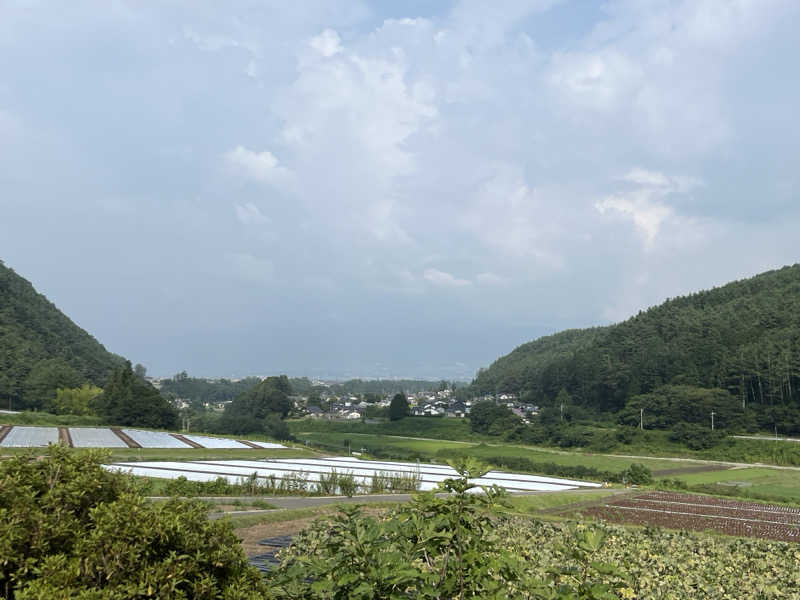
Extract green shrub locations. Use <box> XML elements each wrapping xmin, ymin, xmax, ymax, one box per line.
<box><xmin>0</xmin><ymin>446</ymin><xmax>265</xmax><ymax>599</ymax></box>
<box><xmin>621</xmin><ymin>463</ymin><xmax>653</xmax><ymax>485</ymax></box>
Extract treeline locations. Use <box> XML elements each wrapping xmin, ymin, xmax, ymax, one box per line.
<box><xmin>471</xmin><ymin>264</ymin><xmax>800</xmax><ymax>432</ymax></box>
<box><xmin>325</xmin><ymin>378</ymin><xmax>458</xmax><ymax>396</ymax></box>
<box><xmin>159</xmin><ymin>373</ymin><xmax>263</xmax><ymax>406</ymax></box>
<box><xmin>0</xmin><ymin>260</ymin><xmax>124</xmax><ymax>411</ymax></box>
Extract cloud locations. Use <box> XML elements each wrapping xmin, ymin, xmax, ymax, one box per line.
<box><xmin>595</xmin><ymin>192</ymin><xmax>674</xmax><ymax>246</ymax></box>
<box><xmin>225</xmin><ymin>146</ymin><xmax>293</xmax><ymax>188</ymax></box>
<box><xmin>596</xmin><ymin>169</ymin><xmax>706</xmax><ymax>247</ymax></box>
<box><xmin>548</xmin><ymin>49</ymin><xmax>642</xmax><ymax>112</ymax></box>
<box><xmin>2</xmin><ymin>0</ymin><xmax>799</xmax><ymax>378</ymax></box>
<box><xmin>309</xmin><ymin>28</ymin><xmax>342</xmax><ymax>57</ymax></box>
<box><xmin>423</xmin><ymin>268</ymin><xmax>471</xmax><ymax>287</ymax></box>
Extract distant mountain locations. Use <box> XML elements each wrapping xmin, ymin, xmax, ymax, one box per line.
<box><xmin>0</xmin><ymin>260</ymin><xmax>124</xmax><ymax>410</ymax></box>
<box><xmin>471</xmin><ymin>264</ymin><xmax>800</xmax><ymax>415</ymax></box>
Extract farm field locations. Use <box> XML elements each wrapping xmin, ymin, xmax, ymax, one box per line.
<box><xmin>107</xmin><ymin>456</ymin><xmax>602</xmax><ymax>493</ymax></box>
<box><xmin>0</xmin><ymin>425</ymin><xmax>287</xmax><ymax>451</ymax></box>
<box><xmin>296</xmin><ymin>430</ymin><xmax>685</xmax><ymax>473</ymax></box>
<box><xmin>571</xmin><ymin>491</ymin><xmax>800</xmax><ymax>542</ymax></box>
<box><xmin>0</xmin><ymin>425</ymin><xmax>59</xmax><ymax>447</ymax></box>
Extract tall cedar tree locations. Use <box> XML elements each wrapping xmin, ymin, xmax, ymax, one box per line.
<box><xmin>389</xmin><ymin>392</ymin><xmax>410</xmax><ymax>421</ymax></box>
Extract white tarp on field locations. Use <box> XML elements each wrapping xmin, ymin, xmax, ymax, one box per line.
<box><xmin>182</xmin><ymin>435</ymin><xmax>251</xmax><ymax>449</ymax></box>
<box><xmin>1</xmin><ymin>426</ymin><xmax>59</xmax><ymax>447</ymax></box>
<box><xmin>121</xmin><ymin>429</ymin><xmax>193</xmax><ymax>448</ymax></box>
<box><xmin>106</xmin><ymin>457</ymin><xmax>602</xmax><ymax>493</ymax></box>
<box><xmin>69</xmin><ymin>428</ymin><xmax>129</xmax><ymax>448</ymax></box>
<box><xmin>0</xmin><ymin>425</ymin><xmax>287</xmax><ymax>449</ymax></box>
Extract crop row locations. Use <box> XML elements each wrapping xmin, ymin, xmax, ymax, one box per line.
<box><xmin>574</xmin><ymin>492</ymin><xmax>800</xmax><ymax>542</ymax></box>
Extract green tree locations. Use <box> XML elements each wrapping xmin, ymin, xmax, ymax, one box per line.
<box><xmin>389</xmin><ymin>392</ymin><xmax>409</xmax><ymax>421</ymax></box>
<box><xmin>93</xmin><ymin>362</ymin><xmax>178</xmax><ymax>428</ymax></box>
<box><xmin>226</xmin><ymin>375</ymin><xmax>292</xmax><ymax>420</ymax></box>
<box><xmin>469</xmin><ymin>400</ymin><xmax>517</xmax><ymax>434</ymax></box>
<box><xmin>51</xmin><ymin>383</ymin><xmax>103</xmax><ymax>415</ymax></box>
<box><xmin>22</xmin><ymin>358</ymin><xmax>82</xmax><ymax>411</ymax></box>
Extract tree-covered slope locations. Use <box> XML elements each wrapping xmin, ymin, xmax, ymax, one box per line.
<box><xmin>472</xmin><ymin>264</ymin><xmax>800</xmax><ymax>414</ymax></box>
<box><xmin>0</xmin><ymin>260</ymin><xmax>124</xmax><ymax>410</ymax></box>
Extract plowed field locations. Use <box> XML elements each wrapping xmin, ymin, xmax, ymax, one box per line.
<box><xmin>572</xmin><ymin>491</ymin><xmax>800</xmax><ymax>542</ymax></box>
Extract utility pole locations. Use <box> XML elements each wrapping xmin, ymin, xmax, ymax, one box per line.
<box><xmin>560</xmin><ymin>403</ymin><xmax>564</xmax><ymax>422</ymax></box>
<box><xmin>639</xmin><ymin>408</ymin><xmax>644</xmax><ymax>430</ymax></box>
<box><xmin>711</xmin><ymin>411</ymin><xmax>715</xmax><ymax>431</ymax></box>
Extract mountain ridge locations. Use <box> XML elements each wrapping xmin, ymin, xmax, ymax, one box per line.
<box><xmin>471</xmin><ymin>263</ymin><xmax>800</xmax><ymax>417</ymax></box>
<box><xmin>0</xmin><ymin>259</ymin><xmax>125</xmax><ymax>410</ymax></box>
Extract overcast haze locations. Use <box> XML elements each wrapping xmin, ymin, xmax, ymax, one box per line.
<box><xmin>1</xmin><ymin>1</ymin><xmax>799</xmax><ymax>379</ymax></box>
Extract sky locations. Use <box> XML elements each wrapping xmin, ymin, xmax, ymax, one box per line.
<box><xmin>1</xmin><ymin>1</ymin><xmax>799</xmax><ymax>380</ymax></box>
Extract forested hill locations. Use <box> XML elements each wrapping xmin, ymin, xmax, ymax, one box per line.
<box><xmin>0</xmin><ymin>260</ymin><xmax>124</xmax><ymax>410</ymax></box>
<box><xmin>471</xmin><ymin>264</ymin><xmax>800</xmax><ymax>414</ymax></box>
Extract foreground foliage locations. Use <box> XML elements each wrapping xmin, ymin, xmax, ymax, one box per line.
<box><xmin>266</xmin><ymin>459</ymin><xmax>629</xmax><ymax>599</ymax></box>
<box><xmin>268</xmin><ymin>459</ymin><xmax>800</xmax><ymax>599</ymax></box>
<box><xmin>0</xmin><ymin>446</ymin><xmax>265</xmax><ymax>599</ymax></box>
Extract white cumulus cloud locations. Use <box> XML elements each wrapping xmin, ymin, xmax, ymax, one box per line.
<box><xmin>309</xmin><ymin>28</ymin><xmax>342</xmax><ymax>57</ymax></box>
<box><xmin>225</xmin><ymin>146</ymin><xmax>293</xmax><ymax>188</ymax></box>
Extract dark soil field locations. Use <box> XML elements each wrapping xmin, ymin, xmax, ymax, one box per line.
<box><xmin>570</xmin><ymin>491</ymin><xmax>800</xmax><ymax>542</ymax></box>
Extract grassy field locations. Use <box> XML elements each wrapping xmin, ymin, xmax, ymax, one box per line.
<box><xmin>504</xmin><ymin>490</ymin><xmax>618</xmax><ymax>514</ymax></box>
<box><xmin>296</xmin><ymin>431</ymin><xmax>682</xmax><ymax>473</ymax></box>
<box><xmin>448</xmin><ymin>442</ymin><xmax>682</xmax><ymax>472</ymax></box>
<box><xmin>290</xmin><ymin>416</ymin><xmax>800</xmax><ymax>466</ymax></box>
<box><xmin>296</xmin><ymin>431</ymin><xmax>469</xmax><ymax>454</ymax></box>
<box><xmin>288</xmin><ymin>417</ymin><xmax>482</xmax><ymax>441</ymax></box>
<box><xmin>669</xmin><ymin>466</ymin><xmax>800</xmax><ymax>503</ymax></box>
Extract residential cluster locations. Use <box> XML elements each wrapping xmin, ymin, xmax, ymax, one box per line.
<box><xmin>298</xmin><ymin>390</ymin><xmax>538</xmax><ymax>422</ymax></box>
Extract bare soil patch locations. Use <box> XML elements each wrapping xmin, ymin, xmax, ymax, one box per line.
<box><xmin>569</xmin><ymin>491</ymin><xmax>800</xmax><ymax>542</ymax></box>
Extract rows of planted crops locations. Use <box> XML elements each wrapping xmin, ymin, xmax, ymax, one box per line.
<box><xmin>575</xmin><ymin>491</ymin><xmax>800</xmax><ymax>542</ymax></box>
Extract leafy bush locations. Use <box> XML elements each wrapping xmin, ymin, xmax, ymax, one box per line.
<box><xmin>621</xmin><ymin>463</ymin><xmax>653</xmax><ymax>485</ymax></box>
<box><xmin>336</xmin><ymin>473</ymin><xmax>358</xmax><ymax>497</ymax></box>
<box><xmin>0</xmin><ymin>446</ymin><xmax>265</xmax><ymax>599</ymax></box>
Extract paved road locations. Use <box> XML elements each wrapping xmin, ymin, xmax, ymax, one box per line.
<box><xmin>733</xmin><ymin>435</ymin><xmax>800</xmax><ymax>443</ymax></box>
